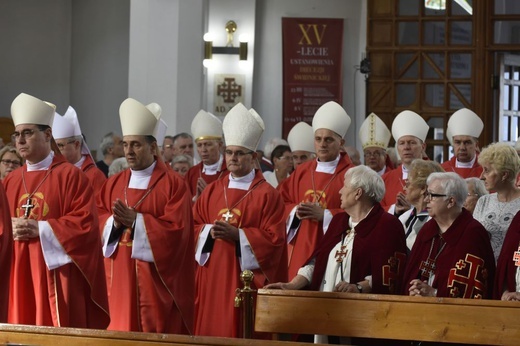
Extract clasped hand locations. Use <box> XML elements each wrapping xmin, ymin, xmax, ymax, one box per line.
<box><xmin>12</xmin><ymin>217</ymin><xmax>39</xmax><ymax>241</ymax></box>
<box><xmin>296</xmin><ymin>202</ymin><xmax>324</xmax><ymax>221</ymax></box>
<box><xmin>112</xmin><ymin>199</ymin><xmax>137</xmax><ymax>229</ymax></box>
<box><xmin>210</xmin><ymin>220</ymin><xmax>239</xmax><ymax>241</ymax></box>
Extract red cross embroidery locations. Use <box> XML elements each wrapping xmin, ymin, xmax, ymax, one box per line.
<box><xmin>447</xmin><ymin>253</ymin><xmax>486</xmax><ymax>298</ymax></box>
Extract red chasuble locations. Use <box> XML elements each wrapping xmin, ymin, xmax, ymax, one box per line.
<box><xmin>380</xmin><ymin>164</ymin><xmax>406</xmax><ymax>211</ymax></box>
<box><xmin>494</xmin><ymin>211</ymin><xmax>520</xmax><ymax>298</ymax></box>
<box><xmin>3</xmin><ymin>155</ymin><xmax>109</xmax><ymax>328</ymax></box>
<box><xmin>278</xmin><ymin>152</ymin><xmax>354</xmax><ymax>278</ymax></box>
<box><xmin>81</xmin><ymin>154</ymin><xmax>107</xmax><ymax>194</ymax></box>
<box><xmin>97</xmin><ymin>159</ymin><xmax>194</xmax><ymax>334</ymax></box>
<box><xmin>0</xmin><ymin>183</ymin><xmax>12</xmax><ymax>322</ymax></box>
<box><xmin>441</xmin><ymin>156</ymin><xmax>483</xmax><ymax>179</ymax></box>
<box><xmin>185</xmin><ymin>160</ymin><xmax>227</xmax><ymax>198</ymax></box>
<box><xmin>193</xmin><ymin>170</ymin><xmax>287</xmax><ymax>337</ymax></box>
<box><xmin>308</xmin><ymin>204</ymin><xmax>407</xmax><ymax>293</ymax></box>
<box><xmin>402</xmin><ymin>209</ymin><xmax>495</xmax><ymax>298</ymax></box>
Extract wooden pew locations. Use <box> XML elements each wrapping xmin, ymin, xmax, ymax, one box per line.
<box><xmin>0</xmin><ymin>323</ymin><xmax>317</xmax><ymax>346</ymax></box>
<box><xmin>255</xmin><ymin>289</ymin><xmax>520</xmax><ymax>345</ymax></box>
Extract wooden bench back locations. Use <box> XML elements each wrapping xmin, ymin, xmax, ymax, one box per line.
<box><xmin>255</xmin><ymin>289</ymin><xmax>520</xmax><ymax>345</ymax></box>
<box><xmin>0</xmin><ymin>323</ymin><xmax>316</xmax><ymax>346</ymax></box>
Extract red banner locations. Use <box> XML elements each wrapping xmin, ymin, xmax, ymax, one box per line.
<box><xmin>282</xmin><ymin>17</ymin><xmax>344</xmax><ymax>139</ymax></box>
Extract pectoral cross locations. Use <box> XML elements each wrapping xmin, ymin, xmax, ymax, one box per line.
<box><xmin>222</xmin><ymin>210</ymin><xmax>233</xmax><ymax>222</ymax></box>
<box><xmin>513</xmin><ymin>245</ymin><xmax>520</xmax><ymax>267</ymax></box>
<box><xmin>335</xmin><ymin>245</ymin><xmax>347</xmax><ymax>263</ymax></box>
<box><xmin>419</xmin><ymin>258</ymin><xmax>436</xmax><ymax>279</ymax></box>
<box><xmin>21</xmin><ymin>197</ymin><xmax>34</xmax><ymax>218</ymax></box>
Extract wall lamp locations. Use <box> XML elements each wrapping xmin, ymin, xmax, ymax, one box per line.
<box><xmin>203</xmin><ymin>21</ymin><xmax>248</xmax><ymax>67</ymax></box>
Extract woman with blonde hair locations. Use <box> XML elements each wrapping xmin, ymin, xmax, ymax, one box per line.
<box><xmin>473</xmin><ymin>142</ymin><xmax>520</xmax><ymax>262</ymax></box>
<box><xmin>0</xmin><ymin>145</ymin><xmax>23</xmax><ymax>180</ymax></box>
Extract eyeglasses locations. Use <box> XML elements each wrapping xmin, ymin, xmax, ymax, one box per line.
<box><xmin>56</xmin><ymin>140</ymin><xmax>76</xmax><ymax>150</ymax></box>
<box><xmin>1</xmin><ymin>159</ymin><xmax>21</xmax><ymax>167</ymax></box>
<box><xmin>163</xmin><ymin>144</ymin><xmax>173</xmax><ymax>149</ymax></box>
<box><xmin>364</xmin><ymin>151</ymin><xmax>384</xmax><ymax>158</ymax></box>
<box><xmin>278</xmin><ymin>156</ymin><xmax>293</xmax><ymax>161</ymax></box>
<box><xmin>225</xmin><ymin>150</ymin><xmax>254</xmax><ymax>157</ymax></box>
<box><xmin>424</xmin><ymin>191</ymin><xmax>448</xmax><ymax>199</ymax></box>
<box><xmin>11</xmin><ymin>128</ymin><xmax>41</xmax><ymax>142</ymax></box>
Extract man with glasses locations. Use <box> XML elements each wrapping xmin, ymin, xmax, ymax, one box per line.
<box><xmin>442</xmin><ymin>108</ymin><xmax>484</xmax><ymax>179</ymax></box>
<box><xmin>185</xmin><ymin>110</ymin><xmax>227</xmax><ymax>201</ymax></box>
<box><xmin>193</xmin><ymin>103</ymin><xmax>286</xmax><ymax>337</ymax></box>
<box><xmin>3</xmin><ymin>93</ymin><xmax>109</xmax><ymax>328</ymax></box>
<box><xmin>52</xmin><ymin>106</ymin><xmax>106</xmax><ymax>193</ymax></box>
<box><xmin>279</xmin><ymin>101</ymin><xmax>355</xmax><ymax>279</ymax></box>
<box><xmin>381</xmin><ymin>110</ymin><xmax>429</xmax><ymax>214</ymax></box>
<box><xmin>359</xmin><ymin>113</ymin><xmax>393</xmax><ymax>176</ymax></box>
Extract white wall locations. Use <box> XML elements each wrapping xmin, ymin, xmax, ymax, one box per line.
<box><xmin>253</xmin><ymin>0</ymin><xmax>367</xmax><ymax>150</ymax></box>
<box><xmin>128</xmin><ymin>0</ymin><xmax>205</xmax><ymax>137</ymax></box>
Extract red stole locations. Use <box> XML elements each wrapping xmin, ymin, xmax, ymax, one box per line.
<box><xmin>441</xmin><ymin>156</ymin><xmax>483</xmax><ymax>179</ymax></box>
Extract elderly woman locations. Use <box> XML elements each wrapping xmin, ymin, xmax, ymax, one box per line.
<box><xmin>400</xmin><ymin>159</ymin><xmax>444</xmax><ymax>252</ymax></box>
<box><xmin>266</xmin><ymin>165</ymin><xmax>406</xmax><ymax>343</ymax></box>
<box><xmin>171</xmin><ymin>154</ymin><xmax>192</xmax><ymax>177</ymax></box>
<box><xmin>266</xmin><ymin>165</ymin><xmax>406</xmax><ymax>293</ymax></box>
<box><xmin>464</xmin><ymin>177</ymin><xmax>487</xmax><ymax>214</ymax></box>
<box><xmin>263</xmin><ymin>145</ymin><xmax>293</xmax><ymax>188</ymax></box>
<box><xmin>473</xmin><ymin>142</ymin><xmax>520</xmax><ymax>262</ymax></box>
<box><xmin>403</xmin><ymin>172</ymin><xmax>495</xmax><ymax>298</ymax></box>
<box><xmin>0</xmin><ymin>145</ymin><xmax>23</xmax><ymax>180</ymax></box>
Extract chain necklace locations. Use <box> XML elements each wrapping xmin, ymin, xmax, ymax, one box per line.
<box><xmin>221</xmin><ymin>178</ymin><xmax>264</xmax><ymax>222</ymax></box>
<box><xmin>310</xmin><ymin>169</ymin><xmax>338</xmax><ymax>205</ymax></box>
<box><xmin>419</xmin><ymin>234</ymin><xmax>447</xmax><ymax>283</ymax></box>
<box><xmin>21</xmin><ymin>167</ymin><xmax>54</xmax><ymax>218</ymax></box>
<box><xmin>336</xmin><ymin>224</ymin><xmax>356</xmax><ymax>282</ymax></box>
<box><xmin>124</xmin><ymin>180</ymin><xmax>157</xmax><ymax>209</ymax></box>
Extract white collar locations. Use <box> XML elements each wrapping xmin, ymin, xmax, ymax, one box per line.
<box><xmin>229</xmin><ymin>169</ymin><xmax>255</xmax><ymax>190</ymax></box>
<box><xmin>376</xmin><ymin>166</ymin><xmax>386</xmax><ymax>176</ymax></box>
<box><xmin>27</xmin><ymin>151</ymin><xmax>54</xmax><ymax>171</ymax></box>
<box><xmin>129</xmin><ymin>161</ymin><xmax>157</xmax><ymax>189</ymax></box>
<box><xmin>202</xmin><ymin>154</ymin><xmax>223</xmax><ymax>175</ymax></box>
<box><xmin>402</xmin><ymin>164</ymin><xmax>409</xmax><ymax>179</ymax></box>
<box><xmin>455</xmin><ymin>155</ymin><xmax>476</xmax><ymax>168</ymax></box>
<box><xmin>74</xmin><ymin>155</ymin><xmax>86</xmax><ymax>169</ymax></box>
<box><xmin>316</xmin><ymin>154</ymin><xmax>340</xmax><ymax>174</ymax></box>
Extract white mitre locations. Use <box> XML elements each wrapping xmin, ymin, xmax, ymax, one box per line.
<box><xmin>11</xmin><ymin>93</ymin><xmax>56</xmax><ymax>127</ymax></box>
<box><xmin>359</xmin><ymin>113</ymin><xmax>391</xmax><ymax>150</ymax></box>
<box><xmin>119</xmin><ymin>98</ymin><xmax>160</xmax><ymax>136</ymax></box>
<box><xmin>52</xmin><ymin>106</ymin><xmax>92</xmax><ymax>156</ymax></box>
<box><xmin>447</xmin><ymin>108</ymin><xmax>483</xmax><ymax>139</ymax></box>
<box><xmin>191</xmin><ymin>110</ymin><xmax>223</xmax><ymax>141</ymax></box>
<box><xmin>312</xmin><ymin>101</ymin><xmax>351</xmax><ymax>138</ymax></box>
<box><xmin>287</xmin><ymin>122</ymin><xmax>315</xmax><ymax>153</ymax></box>
<box><xmin>392</xmin><ymin>110</ymin><xmax>429</xmax><ymax>142</ymax></box>
<box><xmin>223</xmin><ymin>103</ymin><xmax>264</xmax><ymax>151</ymax></box>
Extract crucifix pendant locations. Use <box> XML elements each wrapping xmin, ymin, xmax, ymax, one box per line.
<box><xmin>419</xmin><ymin>258</ymin><xmax>436</xmax><ymax>279</ymax></box>
<box><xmin>335</xmin><ymin>245</ymin><xmax>347</xmax><ymax>263</ymax></box>
<box><xmin>21</xmin><ymin>197</ymin><xmax>34</xmax><ymax>218</ymax></box>
<box><xmin>222</xmin><ymin>210</ymin><xmax>233</xmax><ymax>222</ymax></box>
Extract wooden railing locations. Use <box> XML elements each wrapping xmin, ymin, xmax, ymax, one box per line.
<box><xmin>254</xmin><ymin>289</ymin><xmax>520</xmax><ymax>345</ymax></box>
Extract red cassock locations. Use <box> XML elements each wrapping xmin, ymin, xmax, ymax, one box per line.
<box><xmin>3</xmin><ymin>155</ymin><xmax>109</xmax><ymax>328</ymax></box>
<box><xmin>380</xmin><ymin>164</ymin><xmax>406</xmax><ymax>211</ymax></box>
<box><xmin>402</xmin><ymin>209</ymin><xmax>495</xmax><ymax>298</ymax></box>
<box><xmin>184</xmin><ymin>160</ymin><xmax>227</xmax><ymax>198</ymax></box>
<box><xmin>278</xmin><ymin>152</ymin><xmax>354</xmax><ymax>278</ymax></box>
<box><xmin>81</xmin><ymin>154</ymin><xmax>107</xmax><ymax>193</ymax></box>
<box><xmin>97</xmin><ymin>159</ymin><xmax>194</xmax><ymax>333</ymax></box>
<box><xmin>494</xmin><ymin>211</ymin><xmax>520</xmax><ymax>298</ymax></box>
<box><xmin>0</xmin><ymin>183</ymin><xmax>12</xmax><ymax>322</ymax></box>
<box><xmin>308</xmin><ymin>204</ymin><xmax>407</xmax><ymax>294</ymax></box>
<box><xmin>441</xmin><ymin>156</ymin><xmax>483</xmax><ymax>179</ymax></box>
<box><xmin>193</xmin><ymin>170</ymin><xmax>287</xmax><ymax>337</ymax></box>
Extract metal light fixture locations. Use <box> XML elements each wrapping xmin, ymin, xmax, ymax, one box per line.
<box><xmin>203</xmin><ymin>20</ymin><xmax>248</xmax><ymax>66</ymax></box>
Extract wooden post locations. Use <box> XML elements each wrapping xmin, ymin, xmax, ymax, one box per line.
<box><xmin>234</xmin><ymin>270</ymin><xmax>256</xmax><ymax>338</ymax></box>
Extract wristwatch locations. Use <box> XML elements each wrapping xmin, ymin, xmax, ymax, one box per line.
<box><xmin>356</xmin><ymin>283</ymin><xmax>363</xmax><ymax>293</ymax></box>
